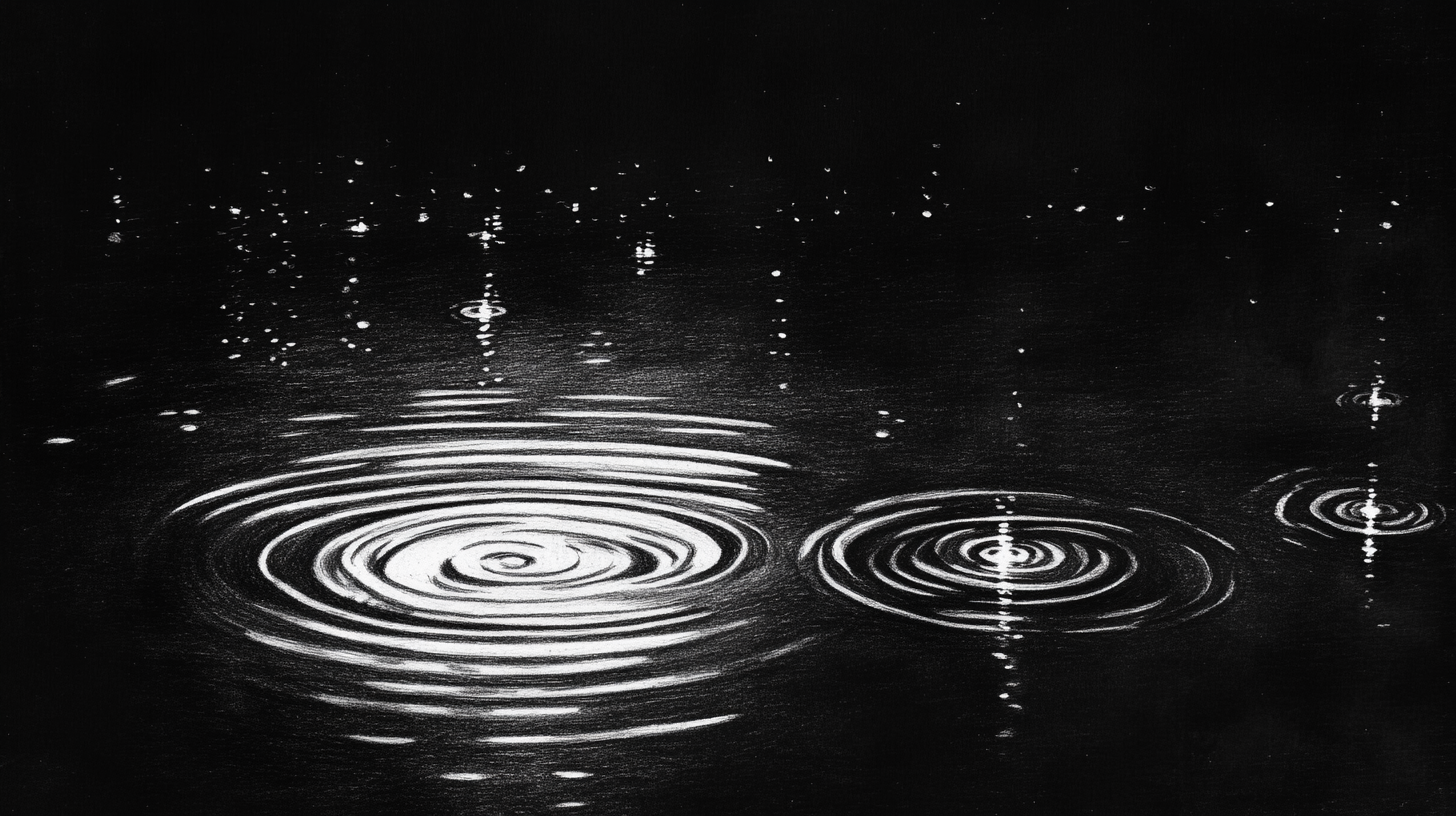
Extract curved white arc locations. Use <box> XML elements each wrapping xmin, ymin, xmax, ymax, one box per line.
<box><xmin>538</xmin><ymin>411</ymin><xmax>773</xmax><ymax>429</ymax></box>
<box><xmin>480</xmin><ymin>715</ymin><xmax>738</xmax><ymax>744</ymax></box>
<box><xmin>298</xmin><ymin>440</ymin><xmax>791</xmax><ymax>469</ymax></box>
<box><xmin>244</xmin><ymin>630</ymin><xmax>649</xmax><ymax>675</ymax></box>
<box><xmin>388</xmin><ymin>455</ymin><xmax>761</xmax><ymax>478</ymax></box>
<box><xmin>268</xmin><ymin>611</ymin><xmax>746</xmax><ymax>658</ymax></box>
<box><xmin>172</xmin><ymin>464</ymin><xmax>366</xmax><ymax>516</ymax></box>
<box><xmin>363</xmin><ymin>671</ymin><xmax>722</xmax><ymax>699</ymax></box>
<box><xmin>234</xmin><ymin>481</ymin><xmax>762</xmax><ymax>523</ymax></box>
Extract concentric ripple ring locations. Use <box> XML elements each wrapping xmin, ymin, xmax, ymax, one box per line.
<box><xmin>1272</xmin><ymin>474</ymin><xmax>1446</xmax><ymax>539</ymax></box>
<box><xmin>162</xmin><ymin>426</ymin><xmax>800</xmax><ymax>741</ymax></box>
<box><xmin>799</xmin><ymin>490</ymin><xmax>1237</xmax><ymax>633</ymax></box>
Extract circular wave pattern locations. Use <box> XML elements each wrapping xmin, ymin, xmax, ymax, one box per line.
<box><xmin>800</xmin><ymin>490</ymin><xmax>1236</xmax><ymax>633</ymax></box>
<box><xmin>454</xmin><ymin>299</ymin><xmax>508</xmax><ymax>322</ymax></box>
<box><xmin>1274</xmin><ymin>475</ymin><xmax>1445</xmax><ymax>539</ymax></box>
<box><xmin>1335</xmin><ymin>388</ymin><xmax>1403</xmax><ymax>409</ymax></box>
<box><xmin>166</xmin><ymin>412</ymin><xmax>798</xmax><ymax>743</ymax></box>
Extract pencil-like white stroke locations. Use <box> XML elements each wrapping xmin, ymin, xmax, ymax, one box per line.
<box><xmin>481</xmin><ymin>715</ymin><xmax>738</xmax><ymax>744</ymax></box>
<box><xmin>538</xmin><ymin>411</ymin><xmax>772</xmax><ymax>429</ymax></box>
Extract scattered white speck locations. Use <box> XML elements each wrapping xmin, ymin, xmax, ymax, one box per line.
<box><xmin>45</xmin><ymin>437</ymin><xmax>74</xmax><ymax>445</ymax></box>
<box><xmin>1380</xmin><ymin>222</ymin><xmax>1392</xmax><ymax>229</ymax></box>
<box><xmin>418</xmin><ymin>213</ymin><xmax>429</xmax><ymax>222</ymax></box>
<box><xmin>349</xmin><ymin>222</ymin><xmax>369</xmax><ymax>234</ymax></box>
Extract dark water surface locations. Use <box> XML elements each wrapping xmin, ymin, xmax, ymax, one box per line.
<box><xmin>8</xmin><ymin>6</ymin><xmax>1455</xmax><ymax>815</ymax></box>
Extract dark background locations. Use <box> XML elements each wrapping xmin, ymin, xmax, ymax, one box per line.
<box><xmin>4</xmin><ymin>3</ymin><xmax>1454</xmax><ymax>815</ymax></box>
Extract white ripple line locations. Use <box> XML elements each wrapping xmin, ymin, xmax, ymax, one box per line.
<box><xmin>416</xmin><ymin>390</ymin><xmax>518</xmax><ymax>397</ymax></box>
<box><xmin>538</xmin><ymin>411</ymin><xmax>773</xmax><ymax>429</ymax></box>
<box><xmin>172</xmin><ymin>464</ymin><xmax>366</xmax><ymax>516</ymax></box>
<box><xmin>480</xmin><ymin>715</ymin><xmax>738</xmax><ymax>744</ymax></box>
<box><xmin>316</xmin><ymin>695</ymin><xmax>580</xmax><ymax>718</ymax></box>
<box><xmin>363</xmin><ymin>671</ymin><xmax>721</xmax><ymax>699</ymax></box>
<box><xmin>298</xmin><ymin>440</ymin><xmax>791</xmax><ymax>469</ymax></box>
<box><xmin>576</xmin><ymin>471</ymin><xmax>757</xmax><ymax>492</ymax></box>
<box><xmin>557</xmin><ymin>395</ymin><xmax>668</xmax><ymax>401</ymax></box>
<box><xmin>410</xmin><ymin>399</ymin><xmax>522</xmax><ymax>407</ymax></box>
<box><xmin>200</xmin><ymin>469</ymin><xmax>467</xmax><ymax>520</ymax></box>
<box><xmin>226</xmin><ymin>480</ymin><xmax>761</xmax><ymax>521</ymax></box>
<box><xmin>245</xmin><ymin>630</ymin><xmax>648</xmax><ymax>676</ymax></box>
<box><xmin>362</xmin><ymin>422</ymin><xmax>564</xmax><ymax>432</ymax></box>
<box><xmin>387</xmin><ymin>455</ymin><xmax>760</xmax><ymax>478</ymax></box>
